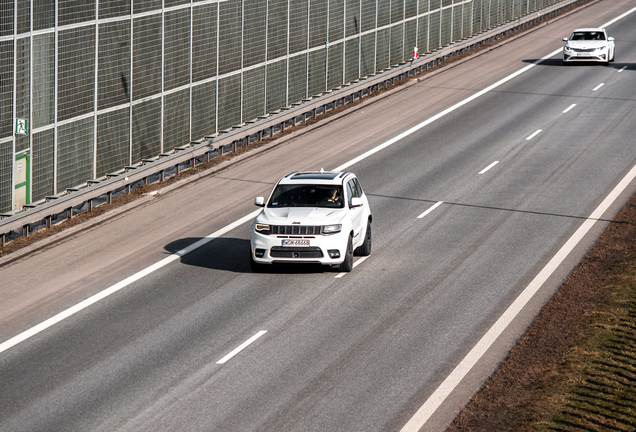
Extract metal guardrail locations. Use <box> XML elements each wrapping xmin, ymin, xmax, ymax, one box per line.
<box><xmin>0</xmin><ymin>0</ymin><xmax>589</xmax><ymax>247</ymax></box>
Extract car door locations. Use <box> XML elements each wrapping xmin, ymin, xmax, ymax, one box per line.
<box><xmin>347</xmin><ymin>179</ymin><xmax>365</xmax><ymax>245</ymax></box>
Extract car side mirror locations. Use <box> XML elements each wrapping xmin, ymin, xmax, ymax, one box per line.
<box><xmin>608</xmin><ymin>37</ymin><xmax>614</xmax><ymax>41</ymax></box>
<box><xmin>350</xmin><ymin>197</ymin><xmax>363</xmax><ymax>208</ymax></box>
<box><xmin>562</xmin><ymin>37</ymin><xmax>568</xmax><ymax>42</ymax></box>
<box><xmin>254</xmin><ymin>197</ymin><xmax>265</xmax><ymax>207</ymax></box>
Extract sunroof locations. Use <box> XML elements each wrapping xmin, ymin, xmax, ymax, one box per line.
<box><xmin>291</xmin><ymin>172</ymin><xmax>340</xmax><ymax>180</ymax></box>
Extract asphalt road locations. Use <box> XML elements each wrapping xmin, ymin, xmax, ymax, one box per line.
<box><xmin>2</xmin><ymin>1</ymin><xmax>636</xmax><ymax>431</ymax></box>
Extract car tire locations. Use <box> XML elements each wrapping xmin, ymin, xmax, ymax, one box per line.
<box><xmin>339</xmin><ymin>236</ymin><xmax>354</xmax><ymax>272</ymax></box>
<box><xmin>354</xmin><ymin>221</ymin><xmax>372</xmax><ymax>256</ymax></box>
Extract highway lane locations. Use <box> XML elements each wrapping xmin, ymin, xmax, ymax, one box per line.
<box><xmin>1</xmin><ymin>1</ymin><xmax>636</xmax><ymax>431</ymax></box>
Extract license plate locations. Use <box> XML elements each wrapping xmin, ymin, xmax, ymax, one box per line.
<box><xmin>282</xmin><ymin>239</ymin><xmax>310</xmax><ymax>247</ymax></box>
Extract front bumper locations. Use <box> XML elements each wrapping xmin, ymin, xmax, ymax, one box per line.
<box><xmin>563</xmin><ymin>50</ymin><xmax>608</xmax><ymax>63</ymax></box>
<box><xmin>250</xmin><ymin>230</ymin><xmax>348</xmax><ymax>266</ymax></box>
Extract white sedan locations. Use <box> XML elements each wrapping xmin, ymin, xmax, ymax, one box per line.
<box><xmin>563</xmin><ymin>28</ymin><xmax>615</xmax><ymax>65</ymax></box>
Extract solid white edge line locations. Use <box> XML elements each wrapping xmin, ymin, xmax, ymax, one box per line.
<box><xmin>216</xmin><ymin>330</ymin><xmax>267</xmax><ymax>364</ymax></box>
<box><xmin>399</xmin><ymin>161</ymin><xmax>636</xmax><ymax>432</ymax></box>
<box><xmin>562</xmin><ymin>104</ymin><xmax>576</xmax><ymax>113</ymax></box>
<box><xmin>478</xmin><ymin>161</ymin><xmax>499</xmax><ymax>175</ymax></box>
<box><xmin>618</xmin><ymin>66</ymin><xmax>627</xmax><ymax>73</ymax></box>
<box><xmin>0</xmin><ymin>210</ymin><xmax>262</xmax><ymax>355</ymax></box>
<box><xmin>593</xmin><ymin>83</ymin><xmax>605</xmax><ymax>92</ymax></box>
<box><xmin>525</xmin><ymin>129</ymin><xmax>542</xmax><ymax>141</ymax></box>
<box><xmin>418</xmin><ymin>201</ymin><xmax>444</xmax><ymax>219</ymax></box>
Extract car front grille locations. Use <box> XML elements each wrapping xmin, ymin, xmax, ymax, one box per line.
<box><xmin>271</xmin><ymin>225</ymin><xmax>323</xmax><ymax>235</ymax></box>
<box><xmin>270</xmin><ymin>247</ymin><xmax>324</xmax><ymax>258</ymax></box>
<box><xmin>572</xmin><ymin>48</ymin><xmax>595</xmax><ymax>53</ymax></box>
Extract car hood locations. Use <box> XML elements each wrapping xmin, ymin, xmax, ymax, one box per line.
<box><xmin>258</xmin><ymin>207</ymin><xmax>345</xmax><ymax>225</ymax></box>
<box><xmin>566</xmin><ymin>40</ymin><xmax>608</xmax><ymax>49</ymax></box>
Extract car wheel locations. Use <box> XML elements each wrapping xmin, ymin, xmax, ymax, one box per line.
<box><xmin>354</xmin><ymin>221</ymin><xmax>372</xmax><ymax>256</ymax></box>
<box><xmin>339</xmin><ymin>236</ymin><xmax>354</xmax><ymax>272</ymax></box>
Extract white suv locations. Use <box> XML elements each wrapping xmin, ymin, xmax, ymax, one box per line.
<box><xmin>250</xmin><ymin>171</ymin><xmax>372</xmax><ymax>272</ymax></box>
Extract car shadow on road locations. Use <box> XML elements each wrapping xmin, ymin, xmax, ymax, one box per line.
<box><xmin>164</xmin><ymin>237</ymin><xmax>337</xmax><ymax>274</ymax></box>
<box><xmin>523</xmin><ymin>59</ymin><xmax>633</xmax><ymax>70</ymax></box>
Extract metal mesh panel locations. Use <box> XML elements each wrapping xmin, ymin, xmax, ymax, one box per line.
<box><xmin>404</xmin><ymin>20</ymin><xmax>417</xmax><ymax>60</ymax></box>
<box><xmin>163</xmin><ymin>89</ymin><xmax>190</xmax><ymax>151</ymax></box>
<box><xmin>99</xmin><ymin>0</ymin><xmax>130</xmax><ymax>19</ymax></box>
<box><xmin>463</xmin><ymin>2</ymin><xmax>473</xmax><ymax>37</ymax></box>
<box><xmin>266</xmin><ymin>60</ymin><xmax>286</xmax><ymax>113</ymax></box>
<box><xmin>0</xmin><ymin>0</ymin><xmax>13</xmax><ymax>37</ymax></box>
<box><xmin>405</xmin><ymin>0</ymin><xmax>418</xmax><ymax>18</ymax></box>
<box><xmin>344</xmin><ymin>38</ymin><xmax>359</xmax><ymax>84</ymax></box>
<box><xmin>360</xmin><ymin>32</ymin><xmax>375</xmax><ymax>77</ymax></box>
<box><xmin>391</xmin><ymin>0</ymin><xmax>404</xmax><ymax>23</ymax></box>
<box><xmin>417</xmin><ymin>15</ymin><xmax>429</xmax><ymax>53</ymax></box>
<box><xmin>376</xmin><ymin>27</ymin><xmax>389</xmax><ymax>71</ymax></box>
<box><xmin>376</xmin><ymin>0</ymin><xmax>390</xmax><ymax>27</ymax></box>
<box><xmin>329</xmin><ymin>0</ymin><xmax>344</xmax><ymax>42</ymax></box>
<box><xmin>268</xmin><ymin>0</ymin><xmax>288</xmax><ymax>61</ymax></box>
<box><xmin>131</xmin><ymin>98</ymin><xmax>161</xmax><ymax>164</ymax></box>
<box><xmin>345</xmin><ymin>0</ymin><xmax>360</xmax><ymax>37</ymax></box>
<box><xmin>244</xmin><ymin>0</ymin><xmax>267</xmax><ymax>68</ymax></box>
<box><xmin>309</xmin><ymin>0</ymin><xmax>328</xmax><ymax>48</ymax></box>
<box><xmin>440</xmin><ymin>7</ymin><xmax>452</xmax><ymax>46</ymax></box>
<box><xmin>218</xmin><ymin>0</ymin><xmax>242</xmax><ymax>75</ymax></box>
<box><xmin>17</xmin><ymin>0</ymin><xmax>30</xmax><ymax>34</ymax></box>
<box><xmin>308</xmin><ymin>48</ymin><xmax>326</xmax><ymax>96</ymax></box>
<box><xmin>453</xmin><ymin>5</ymin><xmax>463</xmax><ymax>41</ymax></box>
<box><xmin>217</xmin><ymin>74</ymin><xmax>241</xmax><ymax>129</ymax></box>
<box><xmin>192</xmin><ymin>3</ymin><xmax>217</xmax><ymax>83</ymax></box>
<box><xmin>490</xmin><ymin>0</ymin><xmax>500</xmax><ymax>27</ymax></box>
<box><xmin>57</xmin><ymin>117</ymin><xmax>94</xmax><ymax>191</ymax></box>
<box><xmin>33</xmin><ymin>1</ymin><xmax>54</xmax><ymax>30</ymax></box>
<box><xmin>15</xmin><ymin>37</ymin><xmax>30</xmax><ymax>153</ymax></box>
<box><xmin>133</xmin><ymin>0</ymin><xmax>161</xmax><ymax>14</ymax></box>
<box><xmin>327</xmin><ymin>42</ymin><xmax>343</xmax><ymax>89</ymax></box>
<box><xmin>191</xmin><ymin>80</ymin><xmax>216</xmax><ymax>139</ymax></box>
<box><xmin>473</xmin><ymin>0</ymin><xmax>485</xmax><ymax>32</ymax></box>
<box><xmin>288</xmin><ymin>54</ymin><xmax>307</xmax><ymax>104</ymax></box>
<box><xmin>243</xmin><ymin>66</ymin><xmax>266</xmax><ymax>122</ymax></box>
<box><xmin>98</xmin><ymin>20</ymin><xmax>131</xmax><ymax>110</ymax></box>
<box><xmin>390</xmin><ymin>24</ymin><xmax>403</xmax><ymax>65</ymax></box>
<box><xmin>442</xmin><ymin>0</ymin><xmax>452</xmax><ymax>7</ymax></box>
<box><xmin>290</xmin><ymin>0</ymin><xmax>309</xmax><ymax>55</ymax></box>
<box><xmin>133</xmin><ymin>14</ymin><xmax>162</xmax><ymax>101</ymax></box>
<box><xmin>0</xmin><ymin>41</ymin><xmax>13</xmax><ymax>139</ymax></box>
<box><xmin>33</xmin><ymin>34</ymin><xmax>55</xmax><ymax>129</ymax></box>
<box><xmin>59</xmin><ymin>0</ymin><xmax>95</xmax><ymax>27</ymax></box>
<box><xmin>0</xmin><ymin>141</ymin><xmax>11</xmax><ymax>212</ymax></box>
<box><xmin>360</xmin><ymin>0</ymin><xmax>376</xmax><ymax>33</ymax></box>
<box><xmin>32</xmin><ymin>129</ymin><xmax>55</xmax><ymax>202</ymax></box>
<box><xmin>165</xmin><ymin>0</ymin><xmax>189</xmax><ymax>7</ymax></box>
<box><xmin>429</xmin><ymin>11</ymin><xmax>440</xmax><ymax>50</ymax></box>
<box><xmin>58</xmin><ymin>26</ymin><xmax>95</xmax><ymax>122</ymax></box>
<box><xmin>165</xmin><ymin>9</ymin><xmax>191</xmax><ymax>91</ymax></box>
<box><xmin>97</xmin><ymin>108</ymin><xmax>130</xmax><ymax>177</ymax></box>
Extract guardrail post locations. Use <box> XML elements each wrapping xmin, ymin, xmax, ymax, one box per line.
<box><xmin>107</xmin><ymin>191</ymin><xmax>112</xmax><ymax>204</ymax></box>
<box><xmin>232</xmin><ymin>141</ymin><xmax>237</xmax><ymax>152</ymax></box>
<box><xmin>142</xmin><ymin>177</ymin><xmax>147</xmax><ymax>186</ymax></box>
<box><xmin>1</xmin><ymin>233</ymin><xmax>4</xmax><ymax>247</ymax></box>
<box><xmin>175</xmin><ymin>163</ymin><xmax>180</xmax><ymax>175</ymax></box>
<box><xmin>281</xmin><ymin>121</ymin><xmax>285</xmax><ymax>132</ymax></box>
<box><xmin>67</xmin><ymin>207</ymin><xmax>72</xmax><ymax>220</ymax></box>
<box><xmin>159</xmin><ymin>170</ymin><xmax>165</xmax><ymax>182</ymax></box>
<box><xmin>125</xmin><ymin>184</ymin><xmax>131</xmax><ymax>194</ymax></box>
<box><xmin>257</xmin><ymin>130</ymin><xmax>262</xmax><ymax>141</ymax></box>
<box><xmin>87</xmin><ymin>199</ymin><xmax>93</xmax><ymax>213</ymax></box>
<box><xmin>46</xmin><ymin>215</ymin><xmax>52</xmax><ymax>229</ymax></box>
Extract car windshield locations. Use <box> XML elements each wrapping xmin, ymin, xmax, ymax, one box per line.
<box><xmin>570</xmin><ymin>31</ymin><xmax>605</xmax><ymax>41</ymax></box>
<box><xmin>268</xmin><ymin>184</ymin><xmax>345</xmax><ymax>208</ymax></box>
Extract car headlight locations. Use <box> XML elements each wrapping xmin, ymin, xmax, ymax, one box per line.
<box><xmin>255</xmin><ymin>223</ymin><xmax>271</xmax><ymax>234</ymax></box>
<box><xmin>564</xmin><ymin>45</ymin><xmax>571</xmax><ymax>52</ymax></box>
<box><xmin>322</xmin><ymin>224</ymin><xmax>342</xmax><ymax>234</ymax></box>
<box><xmin>597</xmin><ymin>45</ymin><xmax>606</xmax><ymax>51</ymax></box>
